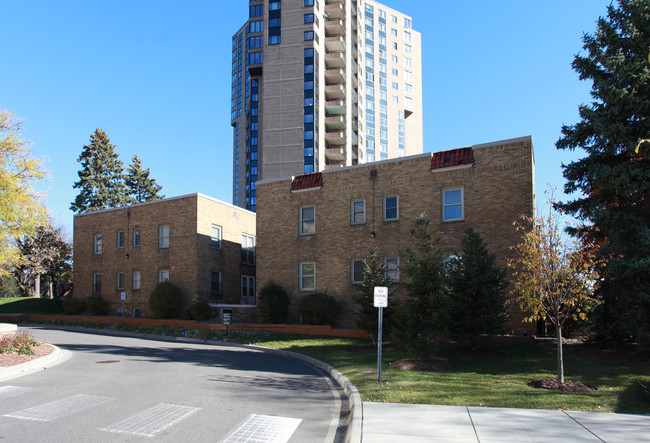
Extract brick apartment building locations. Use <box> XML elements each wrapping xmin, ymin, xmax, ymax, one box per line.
<box><xmin>73</xmin><ymin>194</ymin><xmax>256</xmax><ymax>317</ymax></box>
<box><xmin>256</xmin><ymin>136</ymin><xmax>535</xmax><ymax>332</ymax></box>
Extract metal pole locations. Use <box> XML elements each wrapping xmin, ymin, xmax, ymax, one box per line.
<box><xmin>121</xmin><ymin>299</ymin><xmax>125</xmax><ymax>327</ymax></box>
<box><xmin>377</xmin><ymin>306</ymin><xmax>383</xmax><ymax>382</ymax></box>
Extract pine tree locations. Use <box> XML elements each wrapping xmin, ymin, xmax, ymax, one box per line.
<box><xmin>70</xmin><ymin>129</ymin><xmax>130</xmax><ymax>213</ymax></box>
<box><xmin>446</xmin><ymin>227</ymin><xmax>508</xmax><ymax>350</ymax></box>
<box><xmin>555</xmin><ymin>0</ymin><xmax>650</xmax><ymax>354</ymax></box>
<box><xmin>125</xmin><ymin>155</ymin><xmax>164</xmax><ymax>203</ymax></box>
<box><xmin>393</xmin><ymin>214</ymin><xmax>448</xmax><ymax>360</ymax></box>
<box><xmin>352</xmin><ymin>247</ymin><xmax>396</xmax><ymax>345</ymax></box>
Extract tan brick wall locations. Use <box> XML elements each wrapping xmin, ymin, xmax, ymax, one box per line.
<box><xmin>73</xmin><ymin>194</ymin><xmax>256</xmax><ymax>317</ymax></box>
<box><xmin>257</xmin><ymin>136</ymin><xmax>535</xmax><ymax>333</ymax></box>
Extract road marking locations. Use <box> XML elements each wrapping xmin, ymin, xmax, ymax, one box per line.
<box><xmin>0</xmin><ymin>386</ymin><xmax>34</xmax><ymax>400</ymax></box>
<box><xmin>221</xmin><ymin>414</ymin><xmax>302</xmax><ymax>443</ymax></box>
<box><xmin>101</xmin><ymin>403</ymin><xmax>201</xmax><ymax>437</ymax></box>
<box><xmin>3</xmin><ymin>394</ymin><xmax>113</xmax><ymax>422</ymax></box>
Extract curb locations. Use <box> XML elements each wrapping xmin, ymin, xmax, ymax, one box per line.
<box><xmin>257</xmin><ymin>347</ymin><xmax>362</xmax><ymax>443</ymax></box>
<box><xmin>0</xmin><ymin>344</ymin><xmax>72</xmax><ymax>382</ymax></box>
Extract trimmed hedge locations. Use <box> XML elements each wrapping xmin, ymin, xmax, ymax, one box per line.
<box><xmin>298</xmin><ymin>292</ymin><xmax>340</xmax><ymax>325</ymax></box>
<box><xmin>149</xmin><ymin>282</ymin><xmax>185</xmax><ymax>319</ymax></box>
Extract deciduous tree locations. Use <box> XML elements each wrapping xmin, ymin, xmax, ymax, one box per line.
<box><xmin>70</xmin><ymin>129</ymin><xmax>130</xmax><ymax>213</ymax></box>
<box><xmin>555</xmin><ymin>0</ymin><xmax>650</xmax><ymax>354</ymax></box>
<box><xmin>0</xmin><ymin>110</ymin><xmax>47</xmax><ymax>275</ymax></box>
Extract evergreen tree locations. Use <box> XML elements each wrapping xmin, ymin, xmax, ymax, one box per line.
<box><xmin>555</xmin><ymin>0</ymin><xmax>650</xmax><ymax>354</ymax></box>
<box><xmin>352</xmin><ymin>247</ymin><xmax>396</xmax><ymax>345</ymax></box>
<box><xmin>125</xmin><ymin>155</ymin><xmax>164</xmax><ymax>203</ymax></box>
<box><xmin>70</xmin><ymin>129</ymin><xmax>130</xmax><ymax>213</ymax></box>
<box><xmin>393</xmin><ymin>214</ymin><xmax>448</xmax><ymax>360</ymax></box>
<box><xmin>446</xmin><ymin>227</ymin><xmax>508</xmax><ymax>350</ymax></box>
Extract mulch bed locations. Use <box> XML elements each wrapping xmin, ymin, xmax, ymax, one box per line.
<box><xmin>527</xmin><ymin>377</ymin><xmax>597</xmax><ymax>393</ymax></box>
<box><xmin>389</xmin><ymin>359</ymin><xmax>456</xmax><ymax>372</ymax></box>
<box><xmin>0</xmin><ymin>343</ymin><xmax>55</xmax><ymax>367</ymax></box>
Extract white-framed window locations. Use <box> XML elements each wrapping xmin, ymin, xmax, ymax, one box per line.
<box><xmin>211</xmin><ymin>225</ymin><xmax>222</xmax><ymax>249</ymax></box>
<box><xmin>404</xmin><ymin>30</ymin><xmax>412</xmax><ymax>42</ymax></box>
<box><xmin>93</xmin><ymin>274</ymin><xmax>102</xmax><ymax>294</ymax></box>
<box><xmin>384</xmin><ymin>257</ymin><xmax>399</xmax><ymax>282</ymax></box>
<box><xmin>443</xmin><ymin>188</ymin><xmax>464</xmax><ymax>221</ymax></box>
<box><xmin>404</xmin><ymin>17</ymin><xmax>412</xmax><ymax>29</ymax></box>
<box><xmin>383</xmin><ymin>195</ymin><xmax>399</xmax><ymax>221</ymax></box>
<box><xmin>299</xmin><ymin>262</ymin><xmax>316</xmax><ymax>291</ymax></box>
<box><xmin>241</xmin><ymin>275</ymin><xmax>255</xmax><ymax>304</ymax></box>
<box><xmin>391</xmin><ymin>28</ymin><xmax>397</xmax><ymax>37</ymax></box>
<box><xmin>392</xmin><ymin>95</ymin><xmax>398</xmax><ymax>103</ymax></box>
<box><xmin>404</xmin><ymin>57</ymin><xmax>412</xmax><ymax>68</ymax></box>
<box><xmin>405</xmin><ymin>96</ymin><xmax>413</xmax><ymax>108</ymax></box>
<box><xmin>159</xmin><ymin>225</ymin><xmax>170</xmax><ymax>248</ymax></box>
<box><xmin>211</xmin><ymin>271</ymin><xmax>222</xmax><ymax>293</ymax></box>
<box><xmin>133</xmin><ymin>271</ymin><xmax>141</xmax><ymax>290</ymax></box>
<box><xmin>351</xmin><ymin>259</ymin><xmax>365</xmax><ymax>284</ymax></box>
<box><xmin>391</xmin><ymin>14</ymin><xmax>397</xmax><ymax>23</ymax></box>
<box><xmin>133</xmin><ymin>229</ymin><xmax>141</xmax><ymax>247</ymax></box>
<box><xmin>405</xmin><ymin>84</ymin><xmax>413</xmax><ymax>94</ymax></box>
<box><xmin>242</xmin><ymin>234</ymin><xmax>256</xmax><ymax>265</ymax></box>
<box><xmin>116</xmin><ymin>272</ymin><xmax>125</xmax><ymax>290</ymax></box>
<box><xmin>117</xmin><ymin>231</ymin><xmax>125</xmax><ymax>248</ymax></box>
<box><xmin>351</xmin><ymin>199</ymin><xmax>366</xmax><ymax>225</ymax></box>
<box><xmin>94</xmin><ymin>234</ymin><xmax>103</xmax><ymax>255</ymax></box>
<box><xmin>404</xmin><ymin>70</ymin><xmax>413</xmax><ymax>81</ymax></box>
<box><xmin>300</xmin><ymin>206</ymin><xmax>315</xmax><ymax>235</ymax></box>
<box><xmin>159</xmin><ymin>270</ymin><xmax>170</xmax><ymax>283</ymax></box>
<box><xmin>404</xmin><ymin>44</ymin><xmax>412</xmax><ymax>55</ymax></box>
<box><xmin>391</xmin><ymin>54</ymin><xmax>398</xmax><ymax>63</ymax></box>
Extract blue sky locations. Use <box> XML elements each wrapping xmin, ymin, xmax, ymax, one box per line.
<box><xmin>1</xmin><ymin>0</ymin><xmax>612</xmax><ymax>234</ymax></box>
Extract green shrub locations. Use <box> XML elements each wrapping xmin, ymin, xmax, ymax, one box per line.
<box><xmin>257</xmin><ymin>282</ymin><xmax>290</xmax><ymax>323</ymax></box>
<box><xmin>86</xmin><ymin>295</ymin><xmax>109</xmax><ymax>315</ymax></box>
<box><xmin>298</xmin><ymin>292</ymin><xmax>340</xmax><ymax>325</ymax></box>
<box><xmin>182</xmin><ymin>301</ymin><xmax>211</xmax><ymax>321</ymax></box>
<box><xmin>0</xmin><ymin>329</ymin><xmax>39</xmax><ymax>355</ymax></box>
<box><xmin>62</xmin><ymin>297</ymin><xmax>86</xmax><ymax>315</ymax></box>
<box><xmin>148</xmin><ymin>282</ymin><xmax>185</xmax><ymax>319</ymax></box>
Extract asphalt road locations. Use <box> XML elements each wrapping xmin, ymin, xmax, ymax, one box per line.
<box><xmin>0</xmin><ymin>327</ymin><xmax>343</xmax><ymax>442</ymax></box>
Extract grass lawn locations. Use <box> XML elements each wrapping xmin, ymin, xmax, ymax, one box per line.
<box><xmin>0</xmin><ymin>297</ymin><xmax>64</xmax><ymax>315</ymax></box>
<box><xmin>260</xmin><ymin>335</ymin><xmax>650</xmax><ymax>414</ymax></box>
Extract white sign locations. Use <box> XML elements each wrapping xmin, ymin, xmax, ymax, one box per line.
<box><xmin>374</xmin><ymin>286</ymin><xmax>388</xmax><ymax>308</ymax></box>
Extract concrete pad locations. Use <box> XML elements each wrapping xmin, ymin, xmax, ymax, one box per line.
<box><xmin>0</xmin><ymin>323</ymin><xmax>18</xmax><ymax>334</ymax></box>
<box><xmin>363</xmin><ymin>402</ymin><xmax>478</xmax><ymax>442</ymax></box>
<box><xmin>468</xmin><ymin>407</ymin><xmax>602</xmax><ymax>442</ymax></box>
<box><xmin>566</xmin><ymin>410</ymin><xmax>650</xmax><ymax>443</ymax></box>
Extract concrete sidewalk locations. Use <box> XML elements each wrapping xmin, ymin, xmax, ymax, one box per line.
<box><xmin>362</xmin><ymin>402</ymin><xmax>650</xmax><ymax>442</ymax></box>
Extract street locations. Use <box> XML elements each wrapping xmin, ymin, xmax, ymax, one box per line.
<box><xmin>0</xmin><ymin>327</ymin><xmax>343</xmax><ymax>442</ymax></box>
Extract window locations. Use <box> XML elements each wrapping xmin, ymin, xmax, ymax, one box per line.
<box><xmin>211</xmin><ymin>225</ymin><xmax>222</xmax><ymax>249</ymax></box>
<box><xmin>159</xmin><ymin>270</ymin><xmax>169</xmax><ymax>283</ymax></box>
<box><xmin>391</xmin><ymin>81</ymin><xmax>398</xmax><ymax>90</ymax></box>
<box><xmin>211</xmin><ymin>271</ymin><xmax>222</xmax><ymax>293</ymax></box>
<box><xmin>404</xmin><ymin>17</ymin><xmax>412</xmax><ymax>29</ymax></box>
<box><xmin>391</xmin><ymin>15</ymin><xmax>397</xmax><ymax>23</ymax></box>
<box><xmin>404</xmin><ymin>70</ymin><xmax>413</xmax><ymax>81</ymax></box>
<box><xmin>443</xmin><ymin>188</ymin><xmax>464</xmax><ymax>221</ymax></box>
<box><xmin>404</xmin><ymin>57</ymin><xmax>412</xmax><ymax>68</ymax></box>
<box><xmin>392</xmin><ymin>95</ymin><xmax>398</xmax><ymax>103</ymax></box>
<box><xmin>159</xmin><ymin>225</ymin><xmax>169</xmax><ymax>248</ymax></box>
<box><xmin>391</xmin><ymin>28</ymin><xmax>397</xmax><ymax>36</ymax></box>
<box><xmin>133</xmin><ymin>272</ymin><xmax>141</xmax><ymax>290</ymax></box>
<box><xmin>405</xmin><ymin>96</ymin><xmax>413</xmax><ymax>108</ymax></box>
<box><xmin>300</xmin><ymin>206</ymin><xmax>315</xmax><ymax>235</ymax></box>
<box><xmin>405</xmin><ymin>83</ymin><xmax>413</xmax><ymax>94</ymax></box>
<box><xmin>132</xmin><ymin>229</ymin><xmax>141</xmax><ymax>246</ymax></box>
<box><xmin>93</xmin><ymin>274</ymin><xmax>102</xmax><ymax>294</ymax></box>
<box><xmin>116</xmin><ymin>273</ymin><xmax>125</xmax><ymax>290</ymax></box>
<box><xmin>351</xmin><ymin>199</ymin><xmax>366</xmax><ymax>224</ymax></box>
<box><xmin>304</xmin><ymin>13</ymin><xmax>314</xmax><ymax>23</ymax></box>
<box><xmin>116</xmin><ymin>231</ymin><xmax>125</xmax><ymax>248</ymax></box>
<box><xmin>385</xmin><ymin>258</ymin><xmax>399</xmax><ymax>281</ymax></box>
<box><xmin>304</xmin><ymin>31</ymin><xmax>314</xmax><ymax>41</ymax></box>
<box><xmin>304</xmin><ymin>0</ymin><xmax>314</xmax><ymax>5</ymax></box>
<box><xmin>391</xmin><ymin>55</ymin><xmax>398</xmax><ymax>63</ymax></box>
<box><xmin>404</xmin><ymin>30</ymin><xmax>412</xmax><ymax>42</ymax></box>
<box><xmin>94</xmin><ymin>234</ymin><xmax>103</xmax><ymax>254</ymax></box>
<box><xmin>269</xmin><ymin>0</ymin><xmax>281</xmax><ymax>10</ymax></box>
<box><xmin>299</xmin><ymin>262</ymin><xmax>316</xmax><ymax>291</ymax></box>
<box><xmin>383</xmin><ymin>195</ymin><xmax>399</xmax><ymax>221</ymax></box>
<box><xmin>351</xmin><ymin>259</ymin><xmax>365</xmax><ymax>283</ymax></box>
<box><xmin>241</xmin><ymin>275</ymin><xmax>255</xmax><ymax>304</ymax></box>
<box><xmin>404</xmin><ymin>44</ymin><xmax>412</xmax><ymax>54</ymax></box>
<box><xmin>242</xmin><ymin>234</ymin><xmax>256</xmax><ymax>265</ymax></box>
<box><xmin>249</xmin><ymin>20</ymin><xmax>263</xmax><ymax>33</ymax></box>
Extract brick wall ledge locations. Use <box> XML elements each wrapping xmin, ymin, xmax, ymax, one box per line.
<box><xmin>0</xmin><ymin>314</ymin><xmax>372</xmax><ymax>339</ymax></box>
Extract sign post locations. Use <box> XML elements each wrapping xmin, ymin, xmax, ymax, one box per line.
<box><xmin>120</xmin><ymin>292</ymin><xmax>126</xmax><ymax>326</ymax></box>
<box><xmin>374</xmin><ymin>286</ymin><xmax>388</xmax><ymax>382</ymax></box>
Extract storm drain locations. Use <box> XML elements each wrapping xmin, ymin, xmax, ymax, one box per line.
<box><xmin>4</xmin><ymin>394</ymin><xmax>113</xmax><ymax>422</ymax></box>
<box><xmin>221</xmin><ymin>414</ymin><xmax>302</xmax><ymax>443</ymax></box>
<box><xmin>96</xmin><ymin>360</ymin><xmax>120</xmax><ymax>364</ymax></box>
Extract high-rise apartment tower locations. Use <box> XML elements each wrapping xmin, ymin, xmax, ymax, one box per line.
<box><xmin>231</xmin><ymin>0</ymin><xmax>422</xmax><ymax>211</ymax></box>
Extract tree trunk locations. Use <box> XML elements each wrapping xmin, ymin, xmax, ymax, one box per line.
<box><xmin>636</xmin><ymin>303</ymin><xmax>650</xmax><ymax>357</ymax></box>
<box><xmin>34</xmin><ymin>273</ymin><xmax>41</xmax><ymax>298</ymax></box>
<box><xmin>47</xmin><ymin>277</ymin><xmax>53</xmax><ymax>299</ymax></box>
<box><xmin>556</xmin><ymin>324</ymin><xmax>565</xmax><ymax>384</ymax></box>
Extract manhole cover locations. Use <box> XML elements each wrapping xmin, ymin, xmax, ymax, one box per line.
<box><xmin>96</xmin><ymin>360</ymin><xmax>120</xmax><ymax>364</ymax></box>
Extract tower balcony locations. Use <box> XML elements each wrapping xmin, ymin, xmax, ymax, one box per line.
<box><xmin>325</xmin><ymin>131</ymin><xmax>346</xmax><ymax>145</ymax></box>
<box><xmin>325</xmin><ymin>35</ymin><xmax>345</xmax><ymax>53</ymax></box>
<box><xmin>325</xmin><ymin>115</ymin><xmax>346</xmax><ymax>130</ymax></box>
<box><xmin>324</xmin><ymin>2</ymin><xmax>344</xmax><ymax>19</ymax></box>
<box><xmin>351</xmin><ymin>131</ymin><xmax>359</xmax><ymax>145</ymax></box>
<box><xmin>325</xmin><ymin>68</ymin><xmax>345</xmax><ymax>85</ymax></box>
<box><xmin>325</xmin><ymin>84</ymin><xmax>346</xmax><ymax>100</ymax></box>
<box><xmin>325</xmin><ymin>18</ymin><xmax>345</xmax><ymax>36</ymax></box>
<box><xmin>351</xmin><ymin>88</ymin><xmax>358</xmax><ymax>103</ymax></box>
<box><xmin>325</xmin><ymin>52</ymin><xmax>345</xmax><ymax>68</ymax></box>
<box><xmin>351</xmin><ymin>102</ymin><xmax>358</xmax><ymax>117</ymax></box>
<box><xmin>325</xmin><ymin>99</ymin><xmax>346</xmax><ymax>115</ymax></box>
<box><xmin>326</xmin><ymin>0</ymin><xmax>344</xmax><ymax>3</ymax></box>
<box><xmin>325</xmin><ymin>146</ymin><xmax>346</xmax><ymax>161</ymax></box>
